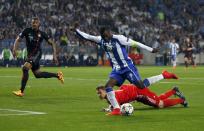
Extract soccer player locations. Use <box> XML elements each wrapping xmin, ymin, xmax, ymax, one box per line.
<box><xmin>73</xmin><ymin>23</ymin><xmax>159</xmax><ymax>115</ymax></box>
<box><xmin>97</xmin><ymin>72</ymin><xmax>187</xmax><ymax>114</ymax></box>
<box><xmin>183</xmin><ymin>38</ymin><xmax>195</xmax><ymax>69</ymax></box>
<box><xmin>169</xmin><ymin>38</ymin><xmax>179</xmax><ymax>69</ymax></box>
<box><xmin>12</xmin><ymin>17</ymin><xmax>64</xmax><ymax>97</ymax></box>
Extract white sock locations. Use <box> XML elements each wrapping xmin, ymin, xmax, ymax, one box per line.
<box><xmin>146</xmin><ymin>74</ymin><xmax>164</xmax><ymax>85</ymax></box>
<box><xmin>106</xmin><ymin>91</ymin><xmax>120</xmax><ymax>109</ymax></box>
<box><xmin>173</xmin><ymin>60</ymin><xmax>176</xmax><ymax>67</ymax></box>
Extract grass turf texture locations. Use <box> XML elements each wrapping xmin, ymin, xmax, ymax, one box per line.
<box><xmin>0</xmin><ymin>66</ymin><xmax>203</xmax><ymax>131</ymax></box>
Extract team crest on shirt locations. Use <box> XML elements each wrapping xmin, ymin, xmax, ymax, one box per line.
<box><xmin>28</xmin><ymin>34</ymin><xmax>33</xmax><ymax>40</ymax></box>
<box><xmin>104</xmin><ymin>42</ymin><xmax>114</xmax><ymax>51</ymax></box>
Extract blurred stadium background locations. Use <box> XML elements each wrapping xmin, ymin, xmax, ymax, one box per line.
<box><xmin>0</xmin><ymin>0</ymin><xmax>204</xmax><ymax>67</ymax></box>
<box><xmin>1</xmin><ymin>1</ymin><xmax>204</xmax><ymax>131</ymax></box>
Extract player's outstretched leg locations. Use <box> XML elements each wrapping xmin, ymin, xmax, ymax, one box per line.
<box><xmin>162</xmin><ymin>98</ymin><xmax>185</xmax><ymax>108</ymax></box>
<box><xmin>159</xmin><ymin>88</ymin><xmax>176</xmax><ymax>100</ymax></box>
<box><xmin>33</xmin><ymin>70</ymin><xmax>64</xmax><ymax>84</ymax></box>
<box><xmin>143</xmin><ymin>70</ymin><xmax>178</xmax><ymax>87</ymax></box>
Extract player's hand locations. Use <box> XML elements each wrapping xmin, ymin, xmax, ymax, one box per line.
<box><xmin>70</xmin><ymin>22</ymin><xmax>79</xmax><ymax>32</ymax></box>
<box><xmin>152</xmin><ymin>48</ymin><xmax>159</xmax><ymax>53</ymax></box>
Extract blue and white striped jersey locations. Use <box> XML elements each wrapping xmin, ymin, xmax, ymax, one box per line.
<box><xmin>76</xmin><ymin>29</ymin><xmax>153</xmax><ymax>70</ymax></box>
<box><xmin>170</xmin><ymin>42</ymin><xmax>179</xmax><ymax>55</ymax></box>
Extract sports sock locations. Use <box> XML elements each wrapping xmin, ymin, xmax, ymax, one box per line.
<box><xmin>106</xmin><ymin>87</ymin><xmax>120</xmax><ymax>109</ymax></box>
<box><xmin>191</xmin><ymin>60</ymin><xmax>195</xmax><ymax>66</ymax></box>
<box><xmin>185</xmin><ymin>61</ymin><xmax>188</xmax><ymax>67</ymax></box>
<box><xmin>34</xmin><ymin>72</ymin><xmax>58</xmax><ymax>78</ymax></box>
<box><xmin>143</xmin><ymin>74</ymin><xmax>164</xmax><ymax>87</ymax></box>
<box><xmin>173</xmin><ymin>60</ymin><xmax>176</xmax><ymax>67</ymax></box>
<box><xmin>163</xmin><ymin>98</ymin><xmax>184</xmax><ymax>107</ymax></box>
<box><xmin>159</xmin><ymin>89</ymin><xmax>175</xmax><ymax>100</ymax></box>
<box><xmin>20</xmin><ymin>67</ymin><xmax>29</xmax><ymax>93</ymax></box>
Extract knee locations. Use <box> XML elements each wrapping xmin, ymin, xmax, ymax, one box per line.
<box><xmin>22</xmin><ymin>66</ymin><xmax>29</xmax><ymax>72</ymax></box>
<box><xmin>33</xmin><ymin>72</ymin><xmax>40</xmax><ymax>78</ymax></box>
<box><xmin>143</xmin><ymin>79</ymin><xmax>150</xmax><ymax>87</ymax></box>
<box><xmin>135</xmin><ymin>81</ymin><xmax>145</xmax><ymax>89</ymax></box>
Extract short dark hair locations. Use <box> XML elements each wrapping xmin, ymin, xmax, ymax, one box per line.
<box><xmin>32</xmin><ymin>17</ymin><xmax>40</xmax><ymax>21</ymax></box>
<box><xmin>96</xmin><ymin>85</ymin><xmax>105</xmax><ymax>90</ymax></box>
<box><xmin>100</xmin><ymin>26</ymin><xmax>110</xmax><ymax>35</ymax></box>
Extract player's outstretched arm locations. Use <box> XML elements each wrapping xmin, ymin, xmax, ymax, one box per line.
<box><xmin>75</xmin><ymin>29</ymin><xmax>101</xmax><ymax>43</ymax></box>
<box><xmin>130</xmin><ymin>40</ymin><xmax>159</xmax><ymax>53</ymax></box>
<box><xmin>72</xmin><ymin>22</ymin><xmax>101</xmax><ymax>43</ymax></box>
<box><xmin>117</xmin><ymin>35</ymin><xmax>158</xmax><ymax>53</ymax></box>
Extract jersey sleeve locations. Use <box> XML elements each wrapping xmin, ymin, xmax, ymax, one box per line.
<box><xmin>18</xmin><ymin>28</ymin><xmax>28</xmax><ymax>39</ymax></box>
<box><xmin>176</xmin><ymin>43</ymin><xmax>179</xmax><ymax>49</ymax></box>
<box><xmin>115</xmin><ymin>35</ymin><xmax>153</xmax><ymax>52</ymax></box>
<box><xmin>76</xmin><ymin>29</ymin><xmax>101</xmax><ymax>44</ymax></box>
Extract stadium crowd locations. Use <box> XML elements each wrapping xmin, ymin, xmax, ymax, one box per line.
<box><xmin>0</xmin><ymin>0</ymin><xmax>204</xmax><ymax>66</ymax></box>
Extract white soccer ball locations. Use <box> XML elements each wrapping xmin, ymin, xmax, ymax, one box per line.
<box><xmin>120</xmin><ymin>103</ymin><xmax>134</xmax><ymax>116</ymax></box>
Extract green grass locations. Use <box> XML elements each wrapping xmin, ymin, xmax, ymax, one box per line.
<box><xmin>0</xmin><ymin>66</ymin><xmax>204</xmax><ymax>131</ymax></box>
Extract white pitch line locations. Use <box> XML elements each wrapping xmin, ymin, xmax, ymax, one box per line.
<box><xmin>0</xmin><ymin>75</ymin><xmax>204</xmax><ymax>81</ymax></box>
<box><xmin>0</xmin><ymin>108</ymin><xmax>46</xmax><ymax>116</ymax></box>
<box><xmin>0</xmin><ymin>75</ymin><xmax>104</xmax><ymax>81</ymax></box>
<box><xmin>160</xmin><ymin>82</ymin><xmax>175</xmax><ymax>83</ymax></box>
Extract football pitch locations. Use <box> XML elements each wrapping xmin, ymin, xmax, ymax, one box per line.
<box><xmin>0</xmin><ymin>66</ymin><xmax>203</xmax><ymax>131</ymax></box>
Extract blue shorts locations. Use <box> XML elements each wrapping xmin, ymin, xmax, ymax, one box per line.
<box><xmin>171</xmin><ymin>55</ymin><xmax>176</xmax><ymax>61</ymax></box>
<box><xmin>109</xmin><ymin>64</ymin><xmax>142</xmax><ymax>86</ymax></box>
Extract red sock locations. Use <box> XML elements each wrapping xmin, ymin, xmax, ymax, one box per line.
<box><xmin>159</xmin><ymin>89</ymin><xmax>175</xmax><ymax>100</ymax></box>
<box><xmin>163</xmin><ymin>98</ymin><xmax>184</xmax><ymax>107</ymax></box>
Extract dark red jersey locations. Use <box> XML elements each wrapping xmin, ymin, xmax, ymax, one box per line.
<box><xmin>114</xmin><ymin>84</ymin><xmax>158</xmax><ymax>106</ymax></box>
<box><xmin>115</xmin><ymin>84</ymin><xmax>138</xmax><ymax>104</ymax></box>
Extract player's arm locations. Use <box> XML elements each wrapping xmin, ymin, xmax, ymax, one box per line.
<box><xmin>43</xmin><ymin>32</ymin><xmax>58</xmax><ymax>64</ymax></box>
<box><xmin>13</xmin><ymin>36</ymin><xmax>21</xmax><ymax>58</ymax></box>
<box><xmin>176</xmin><ymin>44</ymin><xmax>180</xmax><ymax>52</ymax></box>
<box><xmin>187</xmin><ymin>47</ymin><xmax>193</xmax><ymax>51</ymax></box>
<box><xmin>72</xmin><ymin>22</ymin><xmax>101</xmax><ymax>43</ymax></box>
<box><xmin>13</xmin><ymin>29</ymin><xmax>27</xmax><ymax>58</ymax></box>
<box><xmin>118</xmin><ymin>35</ymin><xmax>158</xmax><ymax>53</ymax></box>
<box><xmin>75</xmin><ymin>29</ymin><xmax>101</xmax><ymax>43</ymax></box>
<box><xmin>47</xmin><ymin>39</ymin><xmax>58</xmax><ymax>64</ymax></box>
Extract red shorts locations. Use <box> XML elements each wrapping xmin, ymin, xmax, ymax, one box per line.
<box><xmin>136</xmin><ymin>88</ymin><xmax>160</xmax><ymax>107</ymax></box>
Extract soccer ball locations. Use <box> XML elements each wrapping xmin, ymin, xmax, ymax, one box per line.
<box><xmin>120</xmin><ymin>103</ymin><xmax>134</xmax><ymax>116</ymax></box>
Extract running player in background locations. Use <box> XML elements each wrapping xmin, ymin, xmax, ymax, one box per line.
<box><xmin>169</xmin><ymin>38</ymin><xmax>179</xmax><ymax>69</ymax></box>
<box><xmin>97</xmin><ymin>72</ymin><xmax>187</xmax><ymax>114</ymax></box>
<box><xmin>73</xmin><ymin>22</ymin><xmax>159</xmax><ymax>115</ymax></box>
<box><xmin>183</xmin><ymin>37</ymin><xmax>196</xmax><ymax>69</ymax></box>
<box><xmin>12</xmin><ymin>17</ymin><xmax>64</xmax><ymax>97</ymax></box>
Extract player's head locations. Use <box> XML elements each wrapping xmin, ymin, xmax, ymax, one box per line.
<box><xmin>185</xmin><ymin>37</ymin><xmax>190</xmax><ymax>43</ymax></box>
<box><xmin>100</xmin><ymin>27</ymin><xmax>112</xmax><ymax>41</ymax></box>
<box><xmin>171</xmin><ymin>38</ymin><xmax>176</xmax><ymax>43</ymax></box>
<box><xmin>31</xmin><ymin>17</ymin><xmax>40</xmax><ymax>30</ymax></box>
<box><xmin>96</xmin><ymin>85</ymin><xmax>107</xmax><ymax>99</ymax></box>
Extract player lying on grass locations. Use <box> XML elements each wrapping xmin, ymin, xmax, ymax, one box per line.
<box><xmin>12</xmin><ymin>17</ymin><xmax>64</xmax><ymax>97</ymax></box>
<box><xmin>73</xmin><ymin>22</ymin><xmax>159</xmax><ymax>115</ymax></box>
<box><xmin>96</xmin><ymin>71</ymin><xmax>187</xmax><ymax>115</ymax></box>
